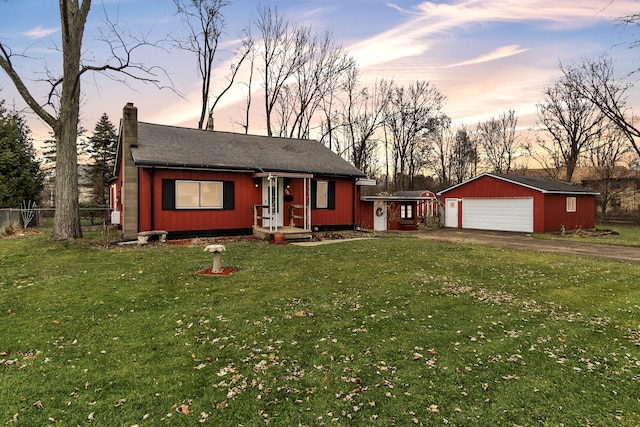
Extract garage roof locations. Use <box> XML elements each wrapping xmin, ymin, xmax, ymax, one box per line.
<box><xmin>437</xmin><ymin>173</ymin><xmax>600</xmax><ymax>195</ymax></box>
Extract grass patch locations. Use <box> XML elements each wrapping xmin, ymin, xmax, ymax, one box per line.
<box><xmin>1</xmin><ymin>234</ymin><xmax>639</xmax><ymax>425</ymax></box>
<box><xmin>534</xmin><ymin>224</ymin><xmax>640</xmax><ymax>247</ymax></box>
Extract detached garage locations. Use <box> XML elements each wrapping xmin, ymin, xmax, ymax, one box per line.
<box><xmin>437</xmin><ymin>173</ymin><xmax>598</xmax><ymax>233</ymax></box>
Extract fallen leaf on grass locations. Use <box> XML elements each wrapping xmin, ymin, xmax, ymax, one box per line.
<box><xmin>193</xmin><ymin>363</ymin><xmax>206</xmax><ymax>371</ymax></box>
<box><xmin>176</xmin><ymin>404</ymin><xmax>191</xmax><ymax>414</ymax></box>
<box><xmin>294</xmin><ymin>311</ymin><xmax>308</xmax><ymax>317</ymax></box>
<box><xmin>502</xmin><ymin>375</ymin><xmax>519</xmax><ymax>380</ymax></box>
<box><xmin>199</xmin><ymin>412</ymin><xmax>209</xmax><ymax>423</ymax></box>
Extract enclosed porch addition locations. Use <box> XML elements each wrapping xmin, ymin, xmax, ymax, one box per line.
<box><xmin>252</xmin><ymin>172</ymin><xmax>313</xmax><ymax>241</ymax></box>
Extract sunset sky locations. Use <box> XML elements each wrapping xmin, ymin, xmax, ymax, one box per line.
<box><xmin>1</xmin><ymin>0</ymin><xmax>640</xmax><ymax>145</ymax></box>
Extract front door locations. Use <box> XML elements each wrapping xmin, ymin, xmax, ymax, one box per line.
<box><xmin>373</xmin><ymin>200</ymin><xmax>387</xmax><ymax>231</ymax></box>
<box><xmin>262</xmin><ymin>177</ymin><xmax>284</xmax><ymax>228</ymax></box>
<box><xmin>444</xmin><ymin>198</ymin><xmax>459</xmax><ymax>228</ymax></box>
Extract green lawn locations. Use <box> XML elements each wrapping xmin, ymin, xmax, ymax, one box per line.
<box><xmin>1</xmin><ymin>232</ymin><xmax>639</xmax><ymax>426</ymax></box>
<box><xmin>534</xmin><ymin>224</ymin><xmax>640</xmax><ymax>247</ymax></box>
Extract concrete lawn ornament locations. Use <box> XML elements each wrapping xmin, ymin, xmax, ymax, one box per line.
<box><xmin>204</xmin><ymin>244</ymin><xmax>226</xmax><ymax>273</ymax></box>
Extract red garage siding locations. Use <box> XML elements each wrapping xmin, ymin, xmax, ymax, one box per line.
<box><xmin>438</xmin><ymin>174</ymin><xmax>597</xmax><ymax>233</ymax></box>
<box><xmin>440</xmin><ymin>175</ymin><xmax>546</xmax><ymax>232</ymax></box>
<box><xmin>543</xmin><ymin>194</ymin><xmax>595</xmax><ymax>231</ymax></box>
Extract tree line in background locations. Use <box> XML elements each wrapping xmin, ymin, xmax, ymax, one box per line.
<box><xmin>178</xmin><ymin>1</ymin><xmax>640</xmax><ymax>201</ymax></box>
<box><xmin>2</xmin><ymin>1</ymin><xmax>640</xmax><ymax>238</ymax></box>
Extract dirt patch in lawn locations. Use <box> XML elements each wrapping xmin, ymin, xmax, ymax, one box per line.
<box><xmin>197</xmin><ymin>266</ymin><xmax>240</xmax><ymax>276</ymax></box>
<box><xmin>555</xmin><ymin>228</ymin><xmax>619</xmax><ymax>238</ymax></box>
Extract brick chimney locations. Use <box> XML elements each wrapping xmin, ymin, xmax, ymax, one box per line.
<box><xmin>121</xmin><ymin>103</ymin><xmax>139</xmax><ymax>240</ymax></box>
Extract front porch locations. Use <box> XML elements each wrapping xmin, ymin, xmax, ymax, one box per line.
<box><xmin>252</xmin><ymin>225</ymin><xmax>313</xmax><ymax>241</ymax></box>
<box><xmin>251</xmin><ymin>172</ymin><xmax>313</xmax><ymax>242</ymax></box>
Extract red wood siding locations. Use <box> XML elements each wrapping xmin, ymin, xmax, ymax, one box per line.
<box><xmin>311</xmin><ymin>177</ymin><xmax>356</xmax><ymax>227</ymax></box>
<box><xmin>440</xmin><ymin>175</ymin><xmax>596</xmax><ymax>233</ymax></box>
<box><xmin>139</xmin><ymin>169</ymin><xmax>260</xmax><ymax>233</ymax></box>
<box><xmin>543</xmin><ymin>194</ymin><xmax>595</xmax><ymax>232</ymax></box>
<box><xmin>387</xmin><ymin>202</ymin><xmax>417</xmax><ymax>230</ymax></box>
<box><xmin>358</xmin><ymin>201</ymin><xmax>374</xmax><ymax>230</ymax></box>
<box><xmin>133</xmin><ymin>169</ymin><xmax>358</xmax><ymax>234</ymax></box>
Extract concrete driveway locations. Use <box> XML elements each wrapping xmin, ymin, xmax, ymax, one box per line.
<box><xmin>415</xmin><ymin>228</ymin><xmax>640</xmax><ymax>263</ymax></box>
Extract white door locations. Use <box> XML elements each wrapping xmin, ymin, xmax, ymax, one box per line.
<box><xmin>373</xmin><ymin>201</ymin><xmax>387</xmax><ymax>231</ymax></box>
<box><xmin>462</xmin><ymin>198</ymin><xmax>533</xmax><ymax>232</ymax></box>
<box><xmin>262</xmin><ymin>177</ymin><xmax>284</xmax><ymax>228</ymax></box>
<box><xmin>444</xmin><ymin>198</ymin><xmax>458</xmax><ymax>228</ymax></box>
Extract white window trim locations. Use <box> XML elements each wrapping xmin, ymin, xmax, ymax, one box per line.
<box><xmin>566</xmin><ymin>196</ymin><xmax>577</xmax><ymax>213</ymax></box>
<box><xmin>176</xmin><ymin>180</ymin><xmax>223</xmax><ymax>209</ymax></box>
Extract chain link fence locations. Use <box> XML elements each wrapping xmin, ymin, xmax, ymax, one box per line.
<box><xmin>1</xmin><ymin>206</ymin><xmax>112</xmax><ymax>231</ymax></box>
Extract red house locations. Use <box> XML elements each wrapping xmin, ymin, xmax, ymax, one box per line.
<box><xmin>359</xmin><ymin>190</ymin><xmax>438</xmax><ymax>231</ymax></box>
<box><xmin>437</xmin><ymin>173</ymin><xmax>598</xmax><ymax>233</ymax></box>
<box><xmin>110</xmin><ymin>103</ymin><xmax>370</xmax><ymax>240</ymax></box>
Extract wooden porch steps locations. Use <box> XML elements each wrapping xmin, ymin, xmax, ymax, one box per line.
<box><xmin>252</xmin><ymin>226</ymin><xmax>312</xmax><ymax>242</ymax></box>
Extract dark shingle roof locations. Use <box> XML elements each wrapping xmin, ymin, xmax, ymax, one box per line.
<box><xmin>131</xmin><ymin>122</ymin><xmax>366</xmax><ymax>178</ymax></box>
<box><xmin>491</xmin><ymin>173</ymin><xmax>599</xmax><ymax>194</ymax></box>
<box><xmin>438</xmin><ymin>173</ymin><xmax>599</xmax><ymax>195</ymax></box>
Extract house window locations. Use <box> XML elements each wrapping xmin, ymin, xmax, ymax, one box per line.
<box><xmin>566</xmin><ymin>196</ymin><xmax>577</xmax><ymax>213</ymax></box>
<box><xmin>400</xmin><ymin>203</ymin><xmax>413</xmax><ymax>219</ymax></box>
<box><xmin>311</xmin><ymin>180</ymin><xmax>335</xmax><ymax>210</ymax></box>
<box><xmin>176</xmin><ymin>180</ymin><xmax>223</xmax><ymax>209</ymax></box>
<box><xmin>316</xmin><ymin>180</ymin><xmax>329</xmax><ymax>209</ymax></box>
<box><xmin>162</xmin><ymin>179</ymin><xmax>234</xmax><ymax>211</ymax></box>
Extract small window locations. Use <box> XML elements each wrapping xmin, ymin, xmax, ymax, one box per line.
<box><xmin>566</xmin><ymin>197</ymin><xmax>576</xmax><ymax>213</ymax></box>
<box><xmin>400</xmin><ymin>203</ymin><xmax>414</xmax><ymax>219</ymax></box>
<box><xmin>176</xmin><ymin>180</ymin><xmax>223</xmax><ymax>209</ymax></box>
<box><xmin>316</xmin><ymin>180</ymin><xmax>329</xmax><ymax>209</ymax></box>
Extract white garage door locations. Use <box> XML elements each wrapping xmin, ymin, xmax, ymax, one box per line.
<box><xmin>462</xmin><ymin>198</ymin><xmax>533</xmax><ymax>233</ymax></box>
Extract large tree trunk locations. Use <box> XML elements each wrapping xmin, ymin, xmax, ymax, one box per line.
<box><xmin>51</xmin><ymin>0</ymin><xmax>89</xmax><ymax>240</ymax></box>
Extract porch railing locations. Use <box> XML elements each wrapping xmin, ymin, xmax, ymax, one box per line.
<box><xmin>288</xmin><ymin>204</ymin><xmax>306</xmax><ymax>227</ymax></box>
<box><xmin>252</xmin><ymin>205</ymin><xmax>270</xmax><ymax>229</ymax></box>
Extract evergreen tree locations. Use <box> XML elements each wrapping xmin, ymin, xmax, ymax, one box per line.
<box><xmin>86</xmin><ymin>113</ymin><xmax>117</xmax><ymax>205</ymax></box>
<box><xmin>0</xmin><ymin>101</ymin><xmax>44</xmax><ymax>207</ymax></box>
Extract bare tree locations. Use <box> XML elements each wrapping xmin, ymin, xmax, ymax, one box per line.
<box><xmin>450</xmin><ymin>126</ymin><xmax>478</xmax><ymax>185</ymax></box>
<box><xmin>205</xmin><ymin>36</ymin><xmax>252</xmax><ymax>130</ymax></box>
<box><xmin>476</xmin><ymin>109</ymin><xmax>521</xmax><ymax>174</ymax></box>
<box><xmin>173</xmin><ymin>0</ymin><xmax>251</xmax><ymax>131</ymax></box>
<box><xmin>1</xmin><ymin>1</ymin><xmax>166</xmax><ymax>239</ymax></box>
<box><xmin>328</xmin><ymin>70</ymin><xmax>392</xmax><ymax>175</ymax></box>
<box><xmin>562</xmin><ymin>55</ymin><xmax>640</xmax><ymax>159</ymax></box>
<box><xmin>275</xmin><ymin>27</ymin><xmax>355</xmax><ymax>140</ymax></box>
<box><xmin>587</xmin><ymin>123</ymin><xmax>632</xmax><ymax>215</ymax></box>
<box><xmin>425</xmin><ymin>117</ymin><xmax>452</xmax><ymax>189</ymax></box>
<box><xmin>535</xmin><ymin>77</ymin><xmax>606</xmax><ymax>182</ymax></box>
<box><xmin>254</xmin><ymin>4</ymin><xmax>302</xmax><ymax>137</ymax></box>
<box><xmin>384</xmin><ymin>80</ymin><xmax>446</xmax><ymax>191</ymax></box>
<box><xmin>173</xmin><ymin>0</ymin><xmax>228</xmax><ymax>130</ymax></box>
<box><xmin>236</xmin><ymin>30</ymin><xmax>256</xmax><ymax>134</ymax></box>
